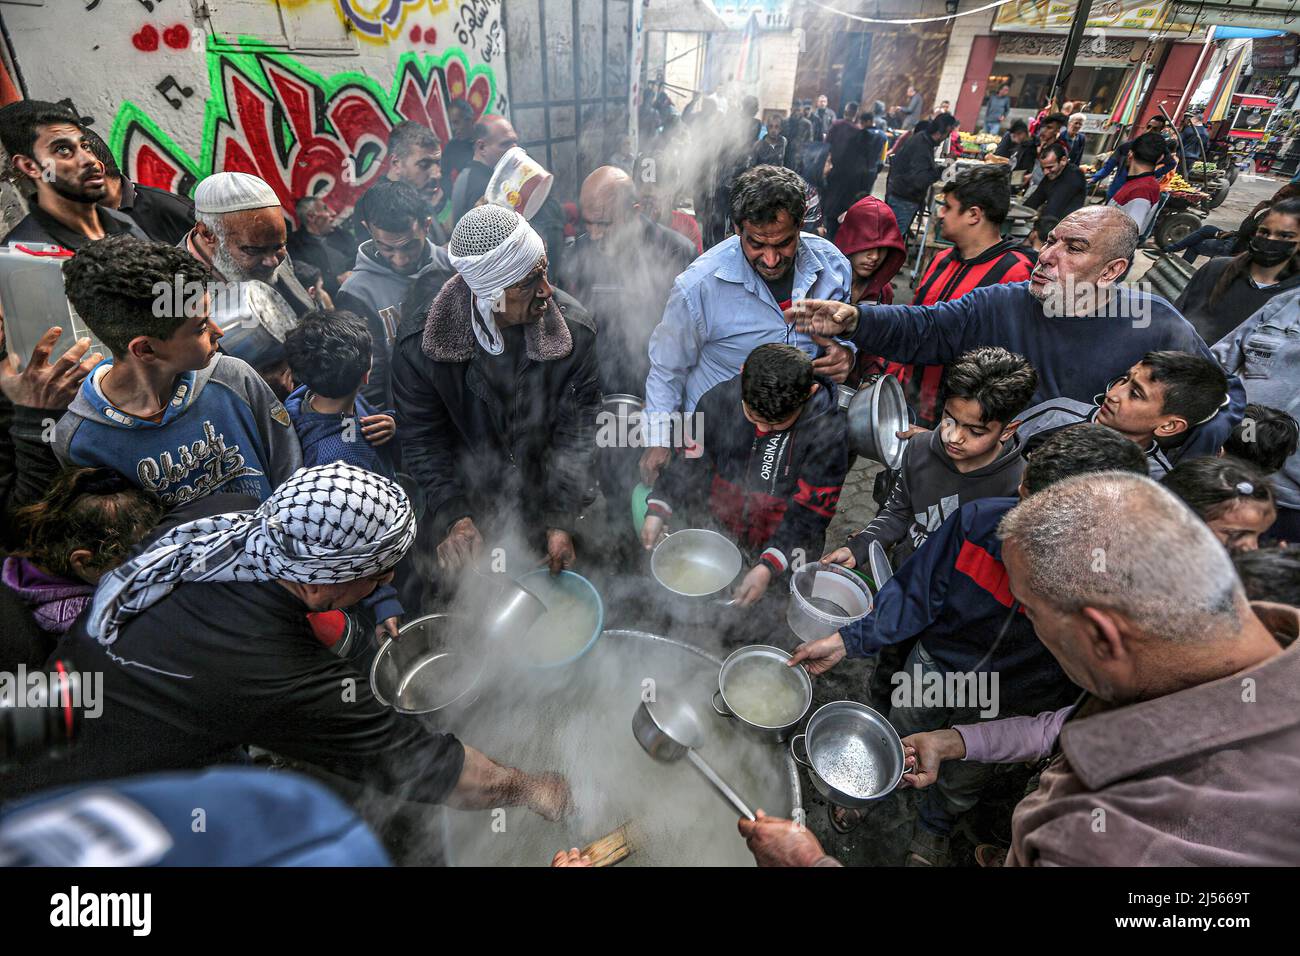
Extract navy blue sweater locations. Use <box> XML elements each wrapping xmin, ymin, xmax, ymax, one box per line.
<box><xmin>841</xmin><ymin>497</ymin><xmax>1078</xmax><ymax>711</ymax></box>
<box><xmin>849</xmin><ymin>281</ymin><xmax>1244</xmax><ymax>459</ymax></box>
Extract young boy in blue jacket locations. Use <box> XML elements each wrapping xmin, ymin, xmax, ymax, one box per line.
<box><xmin>284</xmin><ymin>311</ymin><xmax>403</xmax><ymax>639</ymax></box>
<box><xmin>52</xmin><ymin>236</ymin><xmax>302</xmax><ymax>506</ymax></box>
<box><xmin>789</xmin><ymin>424</ymin><xmax>1149</xmax><ymax>859</ymax></box>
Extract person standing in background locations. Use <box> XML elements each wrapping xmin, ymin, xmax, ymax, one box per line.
<box><xmin>900</xmin><ymin>85</ymin><xmax>925</xmax><ymax>130</ymax></box>
<box><xmin>440</xmin><ymin>99</ymin><xmax>477</xmax><ymax>195</ymax></box>
<box><xmin>1064</xmin><ymin>113</ymin><xmax>1087</xmax><ymax>166</ymax></box>
<box><xmin>450</xmin><ymin>114</ymin><xmax>520</xmax><ymax>224</ymax></box>
<box><xmin>811</xmin><ymin>94</ymin><xmax>837</xmax><ymax>142</ymax></box>
<box><xmin>984</xmin><ymin>84</ymin><xmax>1011</xmax><ymax>135</ymax></box>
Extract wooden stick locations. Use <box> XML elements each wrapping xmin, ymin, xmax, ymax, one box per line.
<box><xmin>580</xmin><ymin>822</ymin><xmax>635</xmax><ymax>868</ymax></box>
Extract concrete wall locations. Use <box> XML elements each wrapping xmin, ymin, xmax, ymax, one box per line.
<box><xmin>934</xmin><ymin>6</ymin><xmax>998</xmax><ymax>112</ymax></box>
<box><xmin>0</xmin><ymin>0</ymin><xmax>510</xmax><ymax>225</ymax></box>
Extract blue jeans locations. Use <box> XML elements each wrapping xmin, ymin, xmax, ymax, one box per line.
<box><xmin>887</xmin><ymin>197</ymin><xmax>922</xmax><ymax>239</ymax></box>
<box><xmin>1164</xmin><ymin>224</ymin><xmax>1235</xmax><ymax>262</ymax></box>
<box><xmin>986</xmin><ymin>120</ymin><xmax>1001</xmax><ymax>136</ymax></box>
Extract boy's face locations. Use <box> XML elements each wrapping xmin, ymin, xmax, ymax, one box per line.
<box><xmin>849</xmin><ymin>248</ymin><xmax>886</xmax><ymax>279</ymax></box>
<box><xmin>1096</xmin><ymin>363</ymin><xmax>1184</xmax><ymax>442</ymax></box>
<box><xmin>368</xmin><ymin>219</ymin><xmax>431</xmax><ymax>275</ymax></box>
<box><xmin>939</xmin><ymin>396</ymin><xmax>1012</xmax><ymax>462</ymax></box>
<box><xmin>137</xmin><ymin>294</ymin><xmax>222</xmax><ymax>372</ymax></box>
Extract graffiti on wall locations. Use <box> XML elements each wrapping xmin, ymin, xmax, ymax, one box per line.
<box><xmin>109</xmin><ymin>38</ymin><xmax>499</xmax><ymax>217</ymax></box>
<box><xmin>281</xmin><ymin>0</ymin><xmax>452</xmax><ymax>45</ymax></box>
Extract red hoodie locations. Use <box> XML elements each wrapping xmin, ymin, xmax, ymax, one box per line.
<box><xmin>833</xmin><ymin>196</ymin><xmax>907</xmax><ymax>386</ymax></box>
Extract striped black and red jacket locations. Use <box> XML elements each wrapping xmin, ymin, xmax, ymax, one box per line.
<box><xmin>861</xmin><ymin>238</ymin><xmax>1035</xmax><ymax>426</ymax></box>
<box><xmin>647</xmin><ymin>375</ymin><xmax>849</xmax><ymax>576</ymax></box>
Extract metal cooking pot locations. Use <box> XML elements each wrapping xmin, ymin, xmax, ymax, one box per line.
<box><xmin>370</xmin><ymin>614</ymin><xmax>484</xmax><ymax>715</ymax></box>
<box><xmin>786</xmin><ymin>562</ymin><xmax>873</xmax><ymax>642</ymax></box>
<box><xmin>650</xmin><ymin>528</ymin><xmax>743</xmax><ymax>606</ymax></box>
<box><xmin>790</xmin><ymin>701</ymin><xmax>908</xmax><ymax>809</ymax></box>
<box><xmin>633</xmin><ymin>689</ymin><xmax>756</xmax><ymax>821</ymax></box>
<box><xmin>711</xmin><ymin>644</ymin><xmax>812</xmax><ymax>744</ymax></box>
<box><xmin>842</xmin><ymin>373</ymin><xmax>910</xmax><ymax>469</ymax></box>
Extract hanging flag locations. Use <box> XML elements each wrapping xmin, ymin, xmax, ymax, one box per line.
<box><xmin>1206</xmin><ymin>44</ymin><xmax>1247</xmax><ymax>123</ymax></box>
<box><xmin>735</xmin><ymin>12</ymin><xmax>761</xmax><ymax>85</ymax></box>
<box><xmin>1109</xmin><ymin>62</ymin><xmax>1149</xmax><ymax>125</ymax></box>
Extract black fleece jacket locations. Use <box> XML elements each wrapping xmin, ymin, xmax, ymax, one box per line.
<box><xmin>648</xmin><ymin>374</ymin><xmax>849</xmax><ymax>574</ymax></box>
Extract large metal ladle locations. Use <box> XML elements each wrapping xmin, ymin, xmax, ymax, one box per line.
<box><xmin>633</xmin><ymin>690</ymin><xmax>756</xmax><ymax>821</ymax></box>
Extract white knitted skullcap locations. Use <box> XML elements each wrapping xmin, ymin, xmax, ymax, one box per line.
<box><xmin>450</xmin><ymin>203</ymin><xmax>524</xmax><ymax>257</ymax></box>
<box><xmin>194</xmin><ymin>171</ymin><xmax>281</xmax><ymax>215</ymax></box>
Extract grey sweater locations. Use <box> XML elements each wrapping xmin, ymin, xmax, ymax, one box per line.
<box><xmin>1213</xmin><ymin>290</ymin><xmax>1300</xmax><ymax>510</ymax></box>
<box><xmin>847</xmin><ymin>427</ymin><xmax>1025</xmax><ymax>566</ymax></box>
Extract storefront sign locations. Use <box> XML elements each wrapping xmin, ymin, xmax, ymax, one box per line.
<box><xmin>995</xmin><ymin>32</ymin><xmax>1141</xmax><ymax>65</ymax></box>
<box><xmin>994</xmin><ymin>0</ymin><xmax>1170</xmax><ymax>36</ymax></box>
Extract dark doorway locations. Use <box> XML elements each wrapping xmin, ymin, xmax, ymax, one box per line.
<box><xmin>835</xmin><ymin>32</ymin><xmax>872</xmax><ymax>111</ymax></box>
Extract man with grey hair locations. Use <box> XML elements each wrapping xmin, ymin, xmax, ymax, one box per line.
<box><xmin>786</xmin><ymin>205</ymin><xmax>1244</xmax><ymax>460</ymax></box>
<box><xmin>391</xmin><ymin>203</ymin><xmax>600</xmax><ymax>583</ymax></box>
<box><xmin>746</xmin><ymin>471</ymin><xmax>1300</xmax><ymax>867</ymax></box>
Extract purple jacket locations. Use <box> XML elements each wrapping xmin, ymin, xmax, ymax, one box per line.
<box><xmin>2</xmin><ymin>556</ymin><xmax>93</xmax><ymax>635</ymax></box>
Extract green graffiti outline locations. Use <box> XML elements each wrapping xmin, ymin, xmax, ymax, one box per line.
<box><xmin>109</xmin><ymin>34</ymin><xmax>498</xmax><ymax>190</ymax></box>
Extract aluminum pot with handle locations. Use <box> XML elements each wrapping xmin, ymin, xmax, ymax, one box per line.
<box><xmin>711</xmin><ymin>644</ymin><xmax>813</xmax><ymax>744</ymax></box>
<box><xmin>790</xmin><ymin>701</ymin><xmax>909</xmax><ymax>809</ymax></box>
<box><xmin>650</xmin><ymin>528</ymin><xmax>743</xmax><ymax>607</ymax></box>
<box><xmin>842</xmin><ymin>373</ymin><xmax>910</xmax><ymax>469</ymax></box>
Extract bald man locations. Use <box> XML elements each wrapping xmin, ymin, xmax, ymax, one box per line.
<box><xmin>744</xmin><ymin>472</ymin><xmax>1300</xmax><ymax>866</ymax></box>
<box><xmin>787</xmin><ymin>205</ymin><xmax>1245</xmax><ymax>460</ymax></box>
<box><xmin>558</xmin><ymin>166</ymin><xmax>696</xmax><ymax>396</ymax></box>
<box><xmin>451</xmin><ymin>114</ymin><xmax>519</xmax><ymax>224</ymax></box>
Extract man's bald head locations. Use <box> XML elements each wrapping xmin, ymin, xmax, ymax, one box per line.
<box><xmin>1029</xmin><ymin>206</ymin><xmax>1138</xmax><ymax>313</ymax></box>
<box><xmin>473</xmin><ymin>114</ymin><xmax>519</xmax><ymax>167</ymax></box>
<box><xmin>579</xmin><ymin>166</ymin><xmax>637</xmax><ymax>242</ymax></box>
<box><xmin>1064</xmin><ymin>205</ymin><xmax>1139</xmax><ymax>263</ymax></box>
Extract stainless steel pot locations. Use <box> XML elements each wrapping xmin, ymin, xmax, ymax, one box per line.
<box><xmin>711</xmin><ymin>644</ymin><xmax>812</xmax><ymax>743</ymax></box>
<box><xmin>370</xmin><ymin>614</ymin><xmax>484</xmax><ymax>715</ymax></box>
<box><xmin>843</xmin><ymin>373</ymin><xmax>910</xmax><ymax>468</ymax></box>
<box><xmin>790</xmin><ymin>701</ymin><xmax>908</xmax><ymax>809</ymax></box>
<box><xmin>634</xmin><ymin>688</ymin><xmax>756</xmax><ymax>821</ymax></box>
<box><xmin>650</xmin><ymin>528</ymin><xmax>743</xmax><ymax>606</ymax></box>
<box><xmin>786</xmin><ymin>562</ymin><xmax>873</xmax><ymax>642</ymax></box>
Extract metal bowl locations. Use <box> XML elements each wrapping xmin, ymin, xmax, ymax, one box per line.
<box><xmin>512</xmin><ymin>569</ymin><xmax>604</xmax><ymax>669</ymax></box>
<box><xmin>791</xmin><ymin>700</ymin><xmax>907</xmax><ymax>809</ymax></box>
<box><xmin>370</xmin><ymin>614</ymin><xmax>484</xmax><ymax>715</ymax></box>
<box><xmin>845</xmin><ymin>373</ymin><xmax>909</xmax><ymax>469</ymax></box>
<box><xmin>786</xmin><ymin>562</ymin><xmax>873</xmax><ymax>642</ymax></box>
<box><xmin>712</xmin><ymin>644</ymin><xmax>813</xmax><ymax>743</ymax></box>
<box><xmin>650</xmin><ymin>528</ymin><xmax>743</xmax><ymax>601</ymax></box>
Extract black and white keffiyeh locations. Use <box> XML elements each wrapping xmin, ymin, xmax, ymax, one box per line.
<box><xmin>88</xmin><ymin>463</ymin><xmax>415</xmax><ymax>646</ymax></box>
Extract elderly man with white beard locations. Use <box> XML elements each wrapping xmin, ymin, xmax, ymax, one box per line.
<box><xmin>391</xmin><ymin>203</ymin><xmax>600</xmax><ymax>581</ymax></box>
<box><xmin>787</xmin><ymin>205</ymin><xmax>1246</xmax><ymax>460</ymax></box>
<box><xmin>180</xmin><ymin>172</ymin><xmax>317</xmax><ymax>397</ymax></box>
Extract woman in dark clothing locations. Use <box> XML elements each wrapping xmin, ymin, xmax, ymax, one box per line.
<box><xmin>1175</xmin><ymin>199</ymin><xmax>1300</xmax><ymax>346</ymax></box>
<box><xmin>1164</xmin><ymin>183</ymin><xmax>1300</xmax><ymax>263</ymax></box>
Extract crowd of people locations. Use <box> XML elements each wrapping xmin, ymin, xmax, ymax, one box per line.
<box><xmin>0</xmin><ymin>86</ymin><xmax>1296</xmax><ymax>869</ymax></box>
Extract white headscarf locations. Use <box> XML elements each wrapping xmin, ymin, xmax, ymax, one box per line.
<box><xmin>87</xmin><ymin>463</ymin><xmax>415</xmax><ymax>646</ymax></box>
<box><xmin>447</xmin><ymin>204</ymin><xmax>545</xmax><ymax>355</ymax></box>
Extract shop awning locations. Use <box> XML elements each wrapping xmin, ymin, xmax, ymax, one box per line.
<box><xmin>1205</xmin><ymin>44</ymin><xmax>1248</xmax><ymax>123</ymax></box>
<box><xmin>644</xmin><ymin>0</ymin><xmax>729</xmax><ymax>33</ymax></box>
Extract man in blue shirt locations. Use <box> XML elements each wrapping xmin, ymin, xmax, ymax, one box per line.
<box><xmin>1180</xmin><ymin>108</ymin><xmax>1210</xmax><ymax>162</ymax></box>
<box><xmin>640</xmin><ymin>165</ymin><xmax>853</xmax><ymax>484</ymax></box>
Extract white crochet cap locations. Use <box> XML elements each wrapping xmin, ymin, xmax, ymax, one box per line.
<box><xmin>450</xmin><ymin>203</ymin><xmax>524</xmax><ymax>257</ymax></box>
<box><xmin>194</xmin><ymin>171</ymin><xmax>281</xmax><ymax>215</ymax></box>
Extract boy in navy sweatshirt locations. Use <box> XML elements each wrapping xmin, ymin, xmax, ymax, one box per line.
<box><xmin>641</xmin><ymin>343</ymin><xmax>850</xmax><ymax>606</ymax></box>
<box><xmin>284</xmin><ymin>311</ymin><xmax>403</xmax><ymax>638</ymax></box>
<box><xmin>789</xmin><ymin>425</ymin><xmax>1148</xmax><ymax>857</ymax></box>
<box><xmin>52</xmin><ymin>236</ymin><xmax>302</xmax><ymax>506</ymax></box>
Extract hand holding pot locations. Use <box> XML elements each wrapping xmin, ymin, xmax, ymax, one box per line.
<box><xmin>787</xmin><ymin>632</ymin><xmax>846</xmax><ymax>676</ymax></box>
<box><xmin>641</xmin><ymin>513</ymin><xmax>667</xmax><ymax>551</ymax></box>
<box><xmin>821</xmin><ymin>546</ymin><xmax>857</xmax><ymax>569</ymax></box>
<box><xmin>639</xmin><ymin>446</ymin><xmax>671</xmax><ymax>486</ymax></box>
<box><xmin>898</xmin><ymin>729</ymin><xmax>964</xmax><ymax>789</ymax></box>
<box><xmin>546</xmin><ymin>528</ymin><xmax>576</xmax><ymax>575</ymax></box>
<box><xmin>733</xmin><ymin>563</ymin><xmax>772</xmax><ymax>606</ymax></box>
